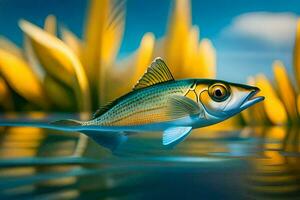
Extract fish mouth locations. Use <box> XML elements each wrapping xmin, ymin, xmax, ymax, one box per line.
<box><xmin>240</xmin><ymin>88</ymin><xmax>264</xmax><ymax>110</ymax></box>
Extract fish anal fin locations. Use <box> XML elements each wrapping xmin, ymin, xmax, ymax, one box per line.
<box><xmin>81</xmin><ymin>130</ymin><xmax>127</xmax><ymax>152</ymax></box>
<box><xmin>133</xmin><ymin>57</ymin><xmax>175</xmax><ymax>91</ymax></box>
<box><xmin>163</xmin><ymin>126</ymin><xmax>192</xmax><ymax>145</ymax></box>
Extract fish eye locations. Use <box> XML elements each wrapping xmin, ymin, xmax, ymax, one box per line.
<box><xmin>208</xmin><ymin>83</ymin><xmax>230</xmax><ymax>102</ymax></box>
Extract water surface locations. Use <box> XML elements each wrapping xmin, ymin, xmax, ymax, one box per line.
<box><xmin>0</xmin><ymin>114</ymin><xmax>299</xmax><ymax>199</ymax></box>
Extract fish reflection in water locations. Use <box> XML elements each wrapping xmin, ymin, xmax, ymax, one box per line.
<box><xmin>0</xmin><ymin>117</ymin><xmax>300</xmax><ymax>199</ymax></box>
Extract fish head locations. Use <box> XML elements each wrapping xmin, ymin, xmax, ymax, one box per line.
<box><xmin>195</xmin><ymin>80</ymin><xmax>264</xmax><ymax>121</ymax></box>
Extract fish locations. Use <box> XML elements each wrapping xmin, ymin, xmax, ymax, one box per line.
<box><xmin>52</xmin><ymin>57</ymin><xmax>264</xmax><ymax>146</ymax></box>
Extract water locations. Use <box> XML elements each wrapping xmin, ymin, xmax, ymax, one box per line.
<box><xmin>0</xmin><ymin>115</ymin><xmax>300</xmax><ymax>199</ymax></box>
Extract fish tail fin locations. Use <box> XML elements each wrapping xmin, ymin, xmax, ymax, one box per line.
<box><xmin>50</xmin><ymin>119</ymin><xmax>82</xmax><ymax>126</ymax></box>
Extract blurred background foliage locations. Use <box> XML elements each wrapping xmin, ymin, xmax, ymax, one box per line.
<box><xmin>0</xmin><ymin>2</ymin><xmax>300</xmax><ymax>197</ymax></box>
<box><xmin>0</xmin><ymin>0</ymin><xmax>299</xmax><ymax>127</ymax></box>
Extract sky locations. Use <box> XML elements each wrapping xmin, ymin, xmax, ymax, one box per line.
<box><xmin>0</xmin><ymin>0</ymin><xmax>300</xmax><ymax>83</ymax></box>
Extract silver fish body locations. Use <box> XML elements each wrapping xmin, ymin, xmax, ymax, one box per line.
<box><xmin>84</xmin><ymin>80</ymin><xmax>194</xmax><ymax>127</ymax></box>
<box><xmin>53</xmin><ymin>58</ymin><xmax>264</xmax><ymax>146</ymax></box>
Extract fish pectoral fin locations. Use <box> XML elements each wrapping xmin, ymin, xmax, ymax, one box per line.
<box><xmin>163</xmin><ymin>126</ymin><xmax>192</xmax><ymax>145</ymax></box>
<box><xmin>81</xmin><ymin>130</ymin><xmax>127</xmax><ymax>152</ymax></box>
<box><xmin>167</xmin><ymin>95</ymin><xmax>202</xmax><ymax>119</ymax></box>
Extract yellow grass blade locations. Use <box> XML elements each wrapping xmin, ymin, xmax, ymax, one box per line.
<box><xmin>255</xmin><ymin>74</ymin><xmax>287</xmax><ymax>125</ymax></box>
<box><xmin>181</xmin><ymin>26</ymin><xmax>199</xmax><ymax>78</ymax></box>
<box><xmin>44</xmin><ymin>15</ymin><xmax>56</xmax><ymax>35</ymax></box>
<box><xmin>24</xmin><ymin>36</ymin><xmax>45</xmax><ymax>80</ymax></box>
<box><xmin>104</xmin><ymin>57</ymin><xmax>135</xmax><ymax>101</ymax></box>
<box><xmin>83</xmin><ymin>0</ymin><xmax>109</xmax><ymax>80</ymax></box>
<box><xmin>0</xmin><ymin>49</ymin><xmax>48</xmax><ymax>108</ymax></box>
<box><xmin>240</xmin><ymin>108</ymin><xmax>251</xmax><ymax>125</ymax></box>
<box><xmin>152</xmin><ymin>37</ymin><xmax>165</xmax><ymax>58</ymax></box>
<box><xmin>43</xmin><ymin>75</ymin><xmax>74</xmax><ymax>110</ymax></box>
<box><xmin>19</xmin><ymin>20</ymin><xmax>90</xmax><ymax>111</ymax></box>
<box><xmin>61</xmin><ymin>27</ymin><xmax>82</xmax><ymax>59</ymax></box>
<box><xmin>83</xmin><ymin>0</ymin><xmax>125</xmax><ymax>106</ymax></box>
<box><xmin>101</xmin><ymin>2</ymin><xmax>125</xmax><ymax>66</ymax></box>
<box><xmin>0</xmin><ymin>36</ymin><xmax>23</xmax><ymax>58</ymax></box>
<box><xmin>100</xmin><ymin>0</ymin><xmax>125</xmax><ymax>105</ymax></box>
<box><xmin>273</xmin><ymin>60</ymin><xmax>298</xmax><ymax>121</ymax></box>
<box><xmin>0</xmin><ymin>77</ymin><xmax>13</xmax><ymax>110</ymax></box>
<box><xmin>20</xmin><ymin>20</ymin><xmax>73</xmax><ymax>86</ymax></box>
<box><xmin>25</xmin><ymin>14</ymin><xmax>57</xmax><ymax>78</ymax></box>
<box><xmin>133</xmin><ymin>32</ymin><xmax>155</xmax><ymax>83</ymax></box>
<box><xmin>293</xmin><ymin>19</ymin><xmax>300</xmax><ymax>88</ymax></box>
<box><xmin>297</xmin><ymin>94</ymin><xmax>300</xmax><ymax>116</ymax></box>
<box><xmin>195</xmin><ymin>38</ymin><xmax>216</xmax><ymax>78</ymax></box>
<box><xmin>83</xmin><ymin>0</ymin><xmax>109</xmax><ymax>107</ymax></box>
<box><xmin>164</xmin><ymin>0</ymin><xmax>191</xmax><ymax>77</ymax></box>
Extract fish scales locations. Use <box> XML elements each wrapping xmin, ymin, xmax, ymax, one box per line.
<box><xmin>88</xmin><ymin>81</ymin><xmax>191</xmax><ymax>126</ymax></box>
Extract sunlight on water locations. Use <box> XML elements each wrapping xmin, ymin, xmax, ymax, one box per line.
<box><xmin>0</xmin><ymin>115</ymin><xmax>299</xmax><ymax>199</ymax></box>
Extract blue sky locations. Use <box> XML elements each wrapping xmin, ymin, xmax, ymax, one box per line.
<box><xmin>0</xmin><ymin>0</ymin><xmax>300</xmax><ymax>83</ymax></box>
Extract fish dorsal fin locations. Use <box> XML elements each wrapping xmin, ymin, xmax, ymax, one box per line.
<box><xmin>163</xmin><ymin>126</ymin><xmax>192</xmax><ymax>145</ymax></box>
<box><xmin>92</xmin><ymin>58</ymin><xmax>175</xmax><ymax>119</ymax></box>
<box><xmin>133</xmin><ymin>57</ymin><xmax>175</xmax><ymax>90</ymax></box>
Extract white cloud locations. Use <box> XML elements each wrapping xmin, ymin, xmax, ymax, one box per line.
<box><xmin>221</xmin><ymin>12</ymin><xmax>298</xmax><ymax>47</ymax></box>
